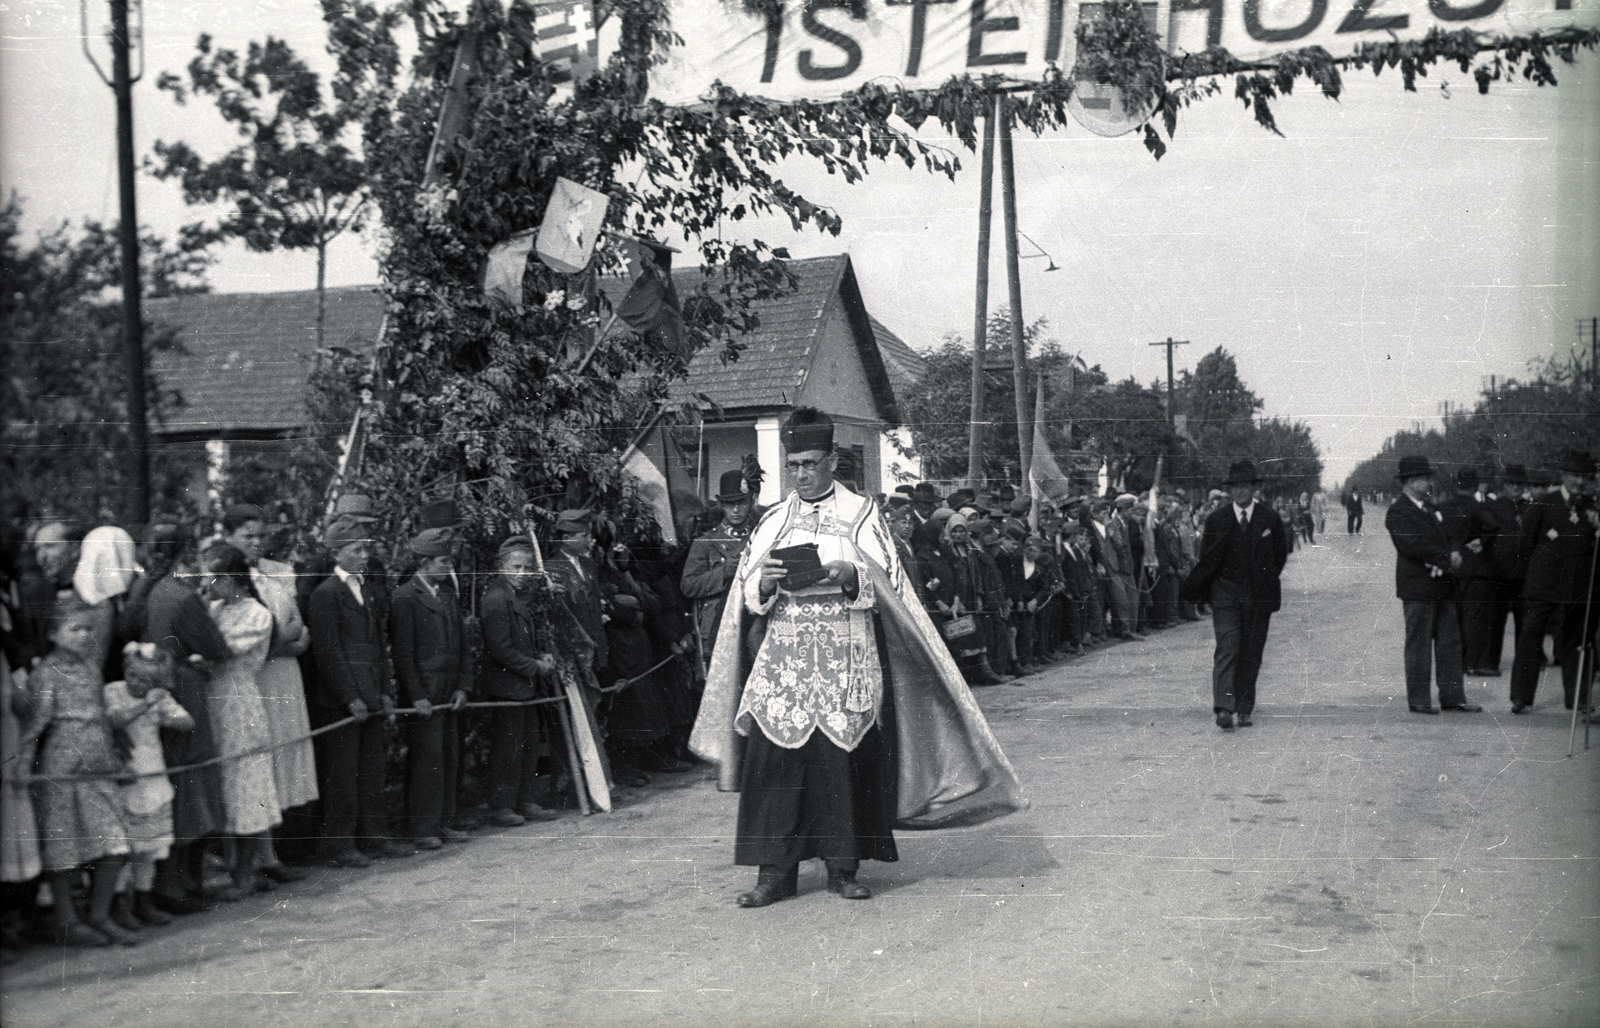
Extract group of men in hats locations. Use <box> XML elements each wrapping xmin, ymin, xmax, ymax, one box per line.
<box><xmin>1385</xmin><ymin>451</ymin><xmax>1597</xmax><ymax>716</ymax></box>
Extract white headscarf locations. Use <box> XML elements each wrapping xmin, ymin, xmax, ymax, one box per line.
<box><xmin>73</xmin><ymin>526</ymin><xmax>140</xmax><ymax>605</ymax></box>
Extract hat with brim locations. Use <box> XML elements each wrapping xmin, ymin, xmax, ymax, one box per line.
<box><xmin>1114</xmin><ymin>494</ymin><xmax>1137</xmax><ymax>508</ymax></box>
<box><xmin>324</xmin><ymin>521</ymin><xmax>374</xmax><ymax>550</ymax></box>
<box><xmin>717</xmin><ymin>470</ymin><xmax>754</xmax><ymax>504</ymax></box>
<box><xmin>887</xmin><ymin>495</ymin><xmax>910</xmax><ymax>509</ymax></box>
<box><xmin>418</xmin><ymin>499</ymin><xmax>470</xmax><ymax>531</ymax></box>
<box><xmin>1224</xmin><ymin>460</ymin><xmax>1262</xmax><ymax>486</ymax></box>
<box><xmin>1558</xmin><ymin>450</ymin><xmax>1597</xmax><ymax>476</ymax></box>
<box><xmin>1456</xmin><ymin>468</ymin><xmax>1479</xmax><ymax>490</ymax></box>
<box><xmin>895</xmin><ymin>485</ymin><xmax>916</xmax><ymax>497</ymax></box>
<box><xmin>911</xmin><ymin>483</ymin><xmax>942</xmax><ymax>503</ymax></box>
<box><xmin>411</xmin><ymin>527</ymin><xmax>457</xmax><ymax>557</ymax></box>
<box><xmin>1395</xmin><ymin>455</ymin><xmax>1434</xmax><ymax>482</ymax></box>
<box><xmin>332</xmin><ymin>493</ymin><xmax>380</xmax><ymax>522</ymax></box>
<box><xmin>554</xmin><ymin>509</ymin><xmax>592</xmax><ymax>534</ymax></box>
<box><xmin>497</xmin><ymin>536</ymin><xmax>537</xmax><ymax>561</ymax></box>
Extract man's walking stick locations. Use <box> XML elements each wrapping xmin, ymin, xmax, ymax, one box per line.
<box><xmin>1566</xmin><ymin>525</ymin><xmax>1599</xmax><ymax>758</ymax></box>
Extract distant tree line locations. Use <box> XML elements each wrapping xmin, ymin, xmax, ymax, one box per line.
<box><xmin>1344</xmin><ymin>355</ymin><xmax>1600</xmax><ymax>497</ymax></box>
<box><xmin>897</xmin><ymin>321</ymin><xmax>1324</xmax><ymax>500</ymax></box>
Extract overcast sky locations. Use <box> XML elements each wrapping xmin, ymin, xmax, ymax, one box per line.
<box><xmin>3</xmin><ymin>0</ymin><xmax>1597</xmax><ymax>487</ymax></box>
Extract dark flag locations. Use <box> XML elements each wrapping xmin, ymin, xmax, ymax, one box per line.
<box><xmin>616</xmin><ymin>237</ymin><xmax>690</xmax><ymax>359</ymax></box>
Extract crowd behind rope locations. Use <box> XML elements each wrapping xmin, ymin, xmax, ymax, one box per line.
<box><xmin>1</xmin><ymin>457</ymin><xmax>1588</xmax><ymax>954</ymax></box>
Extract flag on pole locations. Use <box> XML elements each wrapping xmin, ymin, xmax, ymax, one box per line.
<box><xmin>422</xmin><ymin>2</ymin><xmax>483</xmax><ymax>191</ymax></box>
<box><xmin>536</xmin><ymin>177</ymin><xmax>611</xmax><ymax>274</ymax></box>
<box><xmin>615</xmin><ymin>236</ymin><xmax>690</xmax><ymax>359</ymax></box>
<box><xmin>1028</xmin><ymin>373</ymin><xmax>1072</xmax><ymax>504</ymax></box>
<box><xmin>483</xmin><ymin>228</ymin><xmax>538</xmax><ymax>305</ymax></box>
<box><xmin>533</xmin><ymin>1</ymin><xmax>601</xmax><ymax>86</ymax></box>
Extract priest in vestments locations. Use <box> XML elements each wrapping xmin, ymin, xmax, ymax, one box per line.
<box><xmin>691</xmin><ymin>408</ymin><xmax>1026</xmax><ymax>908</ymax></box>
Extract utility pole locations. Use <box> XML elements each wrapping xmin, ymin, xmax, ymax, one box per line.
<box><xmin>965</xmin><ymin>97</ymin><xmax>997</xmax><ymax>489</ymax></box>
<box><xmin>997</xmin><ymin>97</ymin><xmax>1032</xmax><ymax>495</ymax></box>
<box><xmin>82</xmin><ymin>0</ymin><xmax>149</xmax><ymax>523</ymax></box>
<box><xmin>1148</xmin><ymin>337</ymin><xmax>1189</xmax><ymax>433</ymax></box>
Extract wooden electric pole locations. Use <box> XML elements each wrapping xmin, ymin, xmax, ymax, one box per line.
<box><xmin>82</xmin><ymin>0</ymin><xmax>150</xmax><ymax>523</ymax></box>
<box><xmin>1148</xmin><ymin>336</ymin><xmax>1189</xmax><ymax>433</ymax></box>
<box><xmin>998</xmin><ymin>97</ymin><xmax>1032</xmax><ymax>494</ymax></box>
<box><xmin>965</xmin><ymin>97</ymin><xmax>997</xmax><ymax>488</ymax></box>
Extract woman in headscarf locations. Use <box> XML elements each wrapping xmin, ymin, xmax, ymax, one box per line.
<box><xmin>73</xmin><ymin>525</ymin><xmax>141</xmax><ymax>679</ymax></box>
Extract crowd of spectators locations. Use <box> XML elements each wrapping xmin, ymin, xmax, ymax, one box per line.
<box><xmin>0</xmin><ymin>474</ymin><xmax>1272</xmax><ymax>956</ymax></box>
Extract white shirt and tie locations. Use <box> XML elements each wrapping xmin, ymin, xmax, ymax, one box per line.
<box><xmin>334</xmin><ymin>565</ymin><xmax>365</xmax><ymax>605</ymax></box>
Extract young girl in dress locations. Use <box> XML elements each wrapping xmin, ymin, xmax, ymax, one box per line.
<box><xmin>104</xmin><ymin>642</ymin><xmax>192</xmax><ymax>930</ymax></box>
<box><xmin>24</xmin><ymin>592</ymin><xmax>136</xmax><ymax>946</ymax></box>
<box><xmin>197</xmin><ymin>544</ymin><xmax>282</xmax><ymax>894</ymax></box>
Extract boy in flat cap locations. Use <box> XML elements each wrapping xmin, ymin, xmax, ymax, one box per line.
<box><xmin>309</xmin><ymin>521</ymin><xmax>413</xmax><ymax>866</ymax></box>
<box><xmin>390</xmin><ymin>527</ymin><xmax>474</xmax><ymax>848</ymax></box>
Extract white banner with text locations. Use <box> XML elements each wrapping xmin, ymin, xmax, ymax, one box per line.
<box><xmin>650</xmin><ymin>0</ymin><xmax>1597</xmax><ymax>105</ymax></box>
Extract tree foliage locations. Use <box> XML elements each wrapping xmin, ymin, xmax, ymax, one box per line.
<box><xmin>150</xmin><ymin>4</ymin><xmax>400</xmax><ymax>345</ymax></box>
<box><xmin>1345</xmin><ymin>356</ymin><xmax>1600</xmax><ymax>496</ymax></box>
<box><xmin>897</xmin><ymin>335</ymin><xmax>1322</xmax><ymax>498</ymax></box>
<box><xmin>0</xmin><ymin>194</ymin><xmax>213</xmax><ymax>524</ymax></box>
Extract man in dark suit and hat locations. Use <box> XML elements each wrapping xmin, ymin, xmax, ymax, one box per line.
<box><xmin>682</xmin><ymin>469</ymin><xmax>758</xmax><ymax>661</ymax></box>
<box><xmin>1508</xmin><ymin>451</ymin><xmax>1597</xmax><ymax>714</ymax></box>
<box><xmin>1384</xmin><ymin>456</ymin><xmax>1482</xmax><ymax>715</ymax></box>
<box><xmin>1183</xmin><ymin>459</ymin><xmax>1290</xmax><ymax>731</ymax></box>
<box><xmin>910</xmin><ymin>483</ymin><xmax>942</xmax><ymax>524</ymax></box>
<box><xmin>1436</xmin><ymin>468</ymin><xmax>1494</xmax><ymax>675</ymax></box>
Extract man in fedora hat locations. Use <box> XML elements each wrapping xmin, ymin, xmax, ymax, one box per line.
<box><xmin>1182</xmin><ymin>459</ymin><xmax>1290</xmax><ymax>731</ymax></box>
<box><xmin>1384</xmin><ymin>456</ymin><xmax>1481</xmax><ymax>715</ymax></box>
<box><xmin>1508</xmin><ymin>451</ymin><xmax>1597</xmax><ymax>714</ymax></box>
<box><xmin>910</xmin><ymin>483</ymin><xmax>942</xmax><ymax>524</ymax></box>
<box><xmin>682</xmin><ymin>469</ymin><xmax>758</xmax><ymax>660</ymax></box>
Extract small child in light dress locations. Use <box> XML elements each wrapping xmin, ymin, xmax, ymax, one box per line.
<box><xmin>104</xmin><ymin>642</ymin><xmax>192</xmax><ymax>931</ymax></box>
<box><xmin>23</xmin><ymin>592</ymin><xmax>136</xmax><ymax>946</ymax></box>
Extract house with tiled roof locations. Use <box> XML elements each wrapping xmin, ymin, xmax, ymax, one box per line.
<box><xmin>147</xmin><ymin>256</ymin><xmax>925</xmax><ymax>522</ymax></box>
<box><xmin>618</xmin><ymin>255</ymin><xmax>923</xmax><ymax>536</ymax></box>
<box><xmin>147</xmin><ymin>285</ymin><xmax>384</xmax><ymax>442</ymax></box>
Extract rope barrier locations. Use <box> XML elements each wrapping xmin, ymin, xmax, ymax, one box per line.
<box><xmin>2</xmin><ymin>643</ymin><xmax>692</xmax><ymax>787</ymax></box>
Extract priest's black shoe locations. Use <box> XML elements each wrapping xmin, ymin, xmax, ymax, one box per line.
<box><xmin>1236</xmin><ymin>714</ymin><xmax>1253</xmax><ymax>728</ymax></box>
<box><xmin>736</xmin><ymin>865</ymin><xmax>798</xmax><ymax>908</ymax></box>
<box><xmin>1215</xmin><ymin>711</ymin><xmax>1234</xmax><ymax>731</ymax></box>
<box><xmin>1410</xmin><ymin>705</ymin><xmax>1440</xmax><ymax>715</ymax></box>
<box><xmin>826</xmin><ymin>860</ymin><xmax>871</xmax><ymax>900</ymax></box>
<box><xmin>1442</xmin><ymin>703</ymin><xmax>1483</xmax><ymax>712</ymax></box>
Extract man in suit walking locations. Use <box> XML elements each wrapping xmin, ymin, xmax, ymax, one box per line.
<box><xmin>1436</xmin><ymin>468</ymin><xmax>1494</xmax><ymax>676</ymax></box>
<box><xmin>309</xmin><ymin>521</ymin><xmax>415</xmax><ymax>866</ymax></box>
<box><xmin>1183</xmin><ymin>460</ymin><xmax>1290</xmax><ymax>731</ymax></box>
<box><xmin>1384</xmin><ymin>456</ymin><xmax>1483</xmax><ymax>715</ymax></box>
<box><xmin>1508</xmin><ymin>451</ymin><xmax>1597</xmax><ymax>714</ymax></box>
<box><xmin>389</xmin><ymin>526</ymin><xmax>474</xmax><ymax>850</ymax></box>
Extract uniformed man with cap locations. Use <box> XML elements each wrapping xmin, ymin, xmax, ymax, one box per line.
<box><xmin>547</xmin><ymin>509</ymin><xmax>607</xmax><ymax>675</ymax></box>
<box><xmin>1383</xmin><ymin>456</ymin><xmax>1482</xmax><ymax>715</ymax></box>
<box><xmin>681</xmin><ymin>470</ymin><xmax>757</xmax><ymax>662</ymax></box>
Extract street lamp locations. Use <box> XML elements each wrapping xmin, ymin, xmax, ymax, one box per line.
<box><xmin>81</xmin><ymin>0</ymin><xmax>150</xmax><ymax>523</ymax></box>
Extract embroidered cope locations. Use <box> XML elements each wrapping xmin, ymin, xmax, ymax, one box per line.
<box><xmin>735</xmin><ymin>486</ymin><xmax>890</xmax><ymax>752</ymax></box>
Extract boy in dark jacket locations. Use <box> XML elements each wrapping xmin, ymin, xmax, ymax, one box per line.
<box><xmin>390</xmin><ymin>527</ymin><xmax>473</xmax><ymax>849</ymax></box>
<box><xmin>309</xmin><ymin>522</ymin><xmax>413</xmax><ymax>867</ymax></box>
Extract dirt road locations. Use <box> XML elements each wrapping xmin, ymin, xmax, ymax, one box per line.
<box><xmin>6</xmin><ymin>532</ymin><xmax>1597</xmax><ymax>1027</ymax></box>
